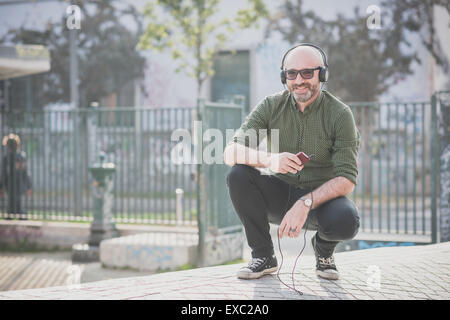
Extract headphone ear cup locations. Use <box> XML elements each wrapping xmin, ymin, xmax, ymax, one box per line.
<box><xmin>280</xmin><ymin>70</ymin><xmax>287</xmax><ymax>84</ymax></box>
<box><xmin>319</xmin><ymin>67</ymin><xmax>329</xmax><ymax>82</ymax></box>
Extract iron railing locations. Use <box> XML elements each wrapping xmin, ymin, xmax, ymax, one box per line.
<box><xmin>349</xmin><ymin>101</ymin><xmax>436</xmax><ymax>242</ymax></box>
<box><xmin>0</xmin><ymin>98</ymin><xmax>439</xmax><ymax>243</ymax></box>
<box><xmin>1</xmin><ymin>106</ymin><xmax>198</xmax><ymax>225</ymax></box>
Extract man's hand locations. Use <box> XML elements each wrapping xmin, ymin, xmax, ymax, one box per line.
<box><xmin>268</xmin><ymin>152</ymin><xmax>304</xmax><ymax>174</ymax></box>
<box><xmin>278</xmin><ymin>200</ymin><xmax>310</xmax><ymax>238</ymax></box>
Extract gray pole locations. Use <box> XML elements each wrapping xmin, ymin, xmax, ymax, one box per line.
<box><xmin>438</xmin><ymin>92</ymin><xmax>450</xmax><ymax>242</ymax></box>
<box><xmin>69</xmin><ymin>0</ymin><xmax>81</xmax><ymax>217</ymax></box>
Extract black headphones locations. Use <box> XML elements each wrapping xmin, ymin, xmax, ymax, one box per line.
<box><xmin>280</xmin><ymin>43</ymin><xmax>329</xmax><ymax>84</ymax></box>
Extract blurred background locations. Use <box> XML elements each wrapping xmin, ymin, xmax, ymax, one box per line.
<box><xmin>0</xmin><ymin>0</ymin><xmax>448</xmax><ymax>293</ymax></box>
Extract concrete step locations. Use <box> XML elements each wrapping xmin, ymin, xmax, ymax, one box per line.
<box><xmin>100</xmin><ymin>233</ymin><xmax>199</xmax><ymax>272</ymax></box>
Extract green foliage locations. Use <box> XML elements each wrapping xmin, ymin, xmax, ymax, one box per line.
<box><xmin>265</xmin><ymin>0</ymin><xmax>442</xmax><ymax>102</ymax></box>
<box><xmin>138</xmin><ymin>0</ymin><xmax>268</xmax><ymax>100</ymax></box>
<box><xmin>380</xmin><ymin>0</ymin><xmax>450</xmax><ymax>74</ymax></box>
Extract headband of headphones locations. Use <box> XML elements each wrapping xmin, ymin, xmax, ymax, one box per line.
<box><xmin>280</xmin><ymin>43</ymin><xmax>329</xmax><ymax>84</ymax></box>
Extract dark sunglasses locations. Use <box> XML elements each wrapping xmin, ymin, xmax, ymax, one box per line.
<box><xmin>284</xmin><ymin>67</ymin><xmax>321</xmax><ymax>80</ymax></box>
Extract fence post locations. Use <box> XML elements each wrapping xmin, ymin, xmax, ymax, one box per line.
<box><xmin>176</xmin><ymin>188</ymin><xmax>184</xmax><ymax>225</ymax></box>
<box><xmin>431</xmin><ymin>94</ymin><xmax>439</xmax><ymax>243</ymax></box>
<box><xmin>437</xmin><ymin>91</ymin><xmax>450</xmax><ymax>242</ymax></box>
<box><xmin>196</xmin><ymin>98</ymin><xmax>207</xmax><ymax>267</ymax></box>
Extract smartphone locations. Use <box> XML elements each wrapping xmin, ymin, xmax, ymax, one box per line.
<box><xmin>296</xmin><ymin>152</ymin><xmax>310</xmax><ymax>165</ymax></box>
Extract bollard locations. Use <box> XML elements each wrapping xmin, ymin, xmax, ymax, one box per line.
<box><xmin>176</xmin><ymin>188</ymin><xmax>184</xmax><ymax>225</ymax></box>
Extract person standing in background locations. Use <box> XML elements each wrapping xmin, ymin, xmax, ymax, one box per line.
<box><xmin>0</xmin><ymin>133</ymin><xmax>32</xmax><ymax>219</ymax></box>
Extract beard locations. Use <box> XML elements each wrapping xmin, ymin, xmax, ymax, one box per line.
<box><xmin>290</xmin><ymin>82</ymin><xmax>319</xmax><ymax>103</ymax></box>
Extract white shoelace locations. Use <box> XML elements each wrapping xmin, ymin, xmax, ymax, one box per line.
<box><xmin>318</xmin><ymin>256</ymin><xmax>335</xmax><ymax>266</ymax></box>
<box><xmin>248</xmin><ymin>258</ymin><xmax>265</xmax><ymax>269</ymax></box>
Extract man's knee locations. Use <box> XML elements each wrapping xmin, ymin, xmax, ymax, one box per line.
<box><xmin>320</xmin><ymin>198</ymin><xmax>360</xmax><ymax>241</ymax></box>
<box><xmin>338</xmin><ymin>205</ymin><xmax>360</xmax><ymax>240</ymax></box>
<box><xmin>226</xmin><ymin>164</ymin><xmax>255</xmax><ymax>188</ymax></box>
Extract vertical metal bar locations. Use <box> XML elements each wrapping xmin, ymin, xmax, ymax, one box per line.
<box><xmin>36</xmin><ymin>112</ymin><xmax>40</xmax><ymax>220</ymax></box>
<box><xmin>413</xmin><ymin>103</ymin><xmax>417</xmax><ymax>234</ymax></box>
<box><xmin>68</xmin><ymin>111</ymin><xmax>71</xmax><ymax>219</ymax></box>
<box><xmin>141</xmin><ymin>109</ymin><xmax>145</xmax><ymax>222</ymax></box>
<box><xmin>162</xmin><ymin>108</ymin><xmax>167</xmax><ymax>223</ymax></box>
<box><xmin>39</xmin><ymin>111</ymin><xmax>42</xmax><ymax>219</ymax></box>
<box><xmin>147</xmin><ymin>108</ymin><xmax>151</xmax><ymax>222</ymax></box>
<box><xmin>369</xmin><ymin>105</ymin><xmax>374</xmax><ymax>232</ymax></box>
<box><xmin>130</xmin><ymin>109</ymin><xmax>135</xmax><ymax>222</ymax></box>
<box><xmin>149</xmin><ymin>109</ymin><xmax>153</xmax><ymax>222</ymax></box>
<box><xmin>361</xmin><ymin>107</ymin><xmax>366</xmax><ymax>231</ymax></box>
<box><xmin>75</xmin><ymin>110</ymin><xmax>81</xmax><ymax>220</ymax></box>
<box><xmin>32</xmin><ymin>112</ymin><xmax>36</xmax><ymax>219</ymax></box>
<box><xmin>113</xmin><ymin>109</ymin><xmax>119</xmax><ymax>223</ymax></box>
<box><xmin>61</xmin><ymin>111</ymin><xmax>65</xmax><ymax>219</ymax></box>
<box><xmin>43</xmin><ymin>110</ymin><xmax>48</xmax><ymax>221</ymax></box>
<box><xmin>404</xmin><ymin>103</ymin><xmax>408</xmax><ymax>234</ymax></box>
<box><xmin>197</xmin><ymin>99</ymin><xmax>206</xmax><ymax>266</ymax></box>
<box><xmin>386</xmin><ymin>103</ymin><xmax>391</xmax><ymax>233</ymax></box>
<box><xmin>421</xmin><ymin>102</ymin><xmax>426</xmax><ymax>235</ymax></box>
<box><xmin>146</xmin><ymin>109</ymin><xmax>150</xmax><ymax>222</ymax></box>
<box><xmin>189</xmin><ymin>108</ymin><xmax>194</xmax><ymax>224</ymax></box>
<box><xmin>174</xmin><ymin>108</ymin><xmax>179</xmax><ymax>224</ymax></box>
<box><xmin>54</xmin><ymin>111</ymin><xmax>58</xmax><ymax>220</ymax></box>
<box><xmin>167</xmin><ymin>109</ymin><xmax>173</xmax><ymax>223</ymax></box>
<box><xmin>139</xmin><ymin>109</ymin><xmax>143</xmax><ymax>223</ymax></box>
<box><xmin>378</xmin><ymin>104</ymin><xmax>382</xmax><ymax>232</ymax></box>
<box><xmin>134</xmin><ymin>109</ymin><xmax>139</xmax><ymax>223</ymax></box>
<box><xmin>430</xmin><ymin>94</ymin><xmax>438</xmax><ymax>243</ymax></box>
<box><xmin>181</xmin><ymin>108</ymin><xmax>186</xmax><ymax>224</ymax></box>
<box><xmin>158</xmin><ymin>109</ymin><xmax>162</xmax><ymax>221</ymax></box>
<box><xmin>26</xmin><ymin>112</ymin><xmax>31</xmax><ymax>218</ymax></box>
<box><xmin>55</xmin><ymin>111</ymin><xmax>60</xmax><ymax>219</ymax></box>
<box><xmin>395</xmin><ymin>103</ymin><xmax>399</xmax><ymax>233</ymax></box>
<box><xmin>127</xmin><ymin>110</ymin><xmax>132</xmax><ymax>222</ymax></box>
<box><xmin>153</xmin><ymin>108</ymin><xmax>157</xmax><ymax>222</ymax></box>
<box><xmin>120</xmin><ymin>110</ymin><xmax>124</xmax><ymax>221</ymax></box>
<box><xmin>158</xmin><ymin>109</ymin><xmax>163</xmax><ymax>222</ymax></box>
<box><xmin>50</xmin><ymin>110</ymin><xmax>54</xmax><ymax>219</ymax></box>
<box><xmin>148</xmin><ymin>109</ymin><xmax>153</xmax><ymax>220</ymax></box>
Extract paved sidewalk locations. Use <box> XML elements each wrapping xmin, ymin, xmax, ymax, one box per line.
<box><xmin>0</xmin><ymin>241</ymin><xmax>448</xmax><ymax>300</ymax></box>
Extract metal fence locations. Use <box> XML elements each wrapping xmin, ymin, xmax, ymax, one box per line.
<box><xmin>0</xmin><ymin>97</ymin><xmax>440</xmax><ymax>243</ymax></box>
<box><xmin>1</xmin><ymin>106</ymin><xmax>198</xmax><ymax>225</ymax></box>
<box><xmin>349</xmin><ymin>100</ymin><xmax>437</xmax><ymax>243</ymax></box>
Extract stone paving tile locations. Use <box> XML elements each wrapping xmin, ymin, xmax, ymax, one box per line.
<box><xmin>1</xmin><ymin>242</ymin><xmax>448</xmax><ymax>300</ymax></box>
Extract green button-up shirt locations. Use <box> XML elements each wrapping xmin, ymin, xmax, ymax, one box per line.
<box><xmin>228</xmin><ymin>89</ymin><xmax>360</xmax><ymax>189</ymax></box>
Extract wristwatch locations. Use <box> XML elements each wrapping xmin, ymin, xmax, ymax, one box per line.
<box><xmin>300</xmin><ymin>196</ymin><xmax>312</xmax><ymax>208</ymax></box>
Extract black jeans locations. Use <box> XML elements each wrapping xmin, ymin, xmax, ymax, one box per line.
<box><xmin>226</xmin><ymin>164</ymin><xmax>360</xmax><ymax>258</ymax></box>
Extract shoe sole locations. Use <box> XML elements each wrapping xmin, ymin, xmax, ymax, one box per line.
<box><xmin>237</xmin><ymin>266</ymin><xmax>278</xmax><ymax>280</ymax></box>
<box><xmin>316</xmin><ymin>269</ymin><xmax>339</xmax><ymax>280</ymax></box>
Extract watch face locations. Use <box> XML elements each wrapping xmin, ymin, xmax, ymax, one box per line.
<box><xmin>304</xmin><ymin>199</ymin><xmax>312</xmax><ymax>207</ymax></box>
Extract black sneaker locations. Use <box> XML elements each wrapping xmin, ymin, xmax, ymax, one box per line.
<box><xmin>237</xmin><ymin>255</ymin><xmax>278</xmax><ymax>279</ymax></box>
<box><xmin>311</xmin><ymin>235</ymin><xmax>339</xmax><ymax>280</ymax></box>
